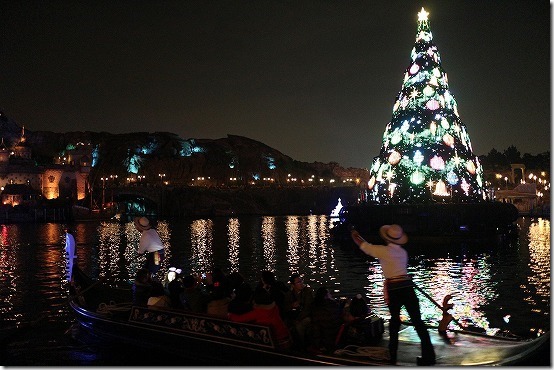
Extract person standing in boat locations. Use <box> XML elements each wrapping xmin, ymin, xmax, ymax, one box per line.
<box><xmin>134</xmin><ymin>216</ymin><xmax>165</xmax><ymax>279</ymax></box>
<box><xmin>351</xmin><ymin>224</ymin><xmax>436</xmax><ymax>366</ymax></box>
<box><xmin>64</xmin><ymin>227</ymin><xmax>77</xmax><ymax>281</ymax></box>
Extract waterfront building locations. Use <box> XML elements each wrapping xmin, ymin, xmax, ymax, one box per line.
<box><xmin>0</xmin><ymin>127</ymin><xmax>92</xmax><ymax>206</ymax></box>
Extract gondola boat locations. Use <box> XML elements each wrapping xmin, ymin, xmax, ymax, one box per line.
<box><xmin>68</xmin><ymin>265</ymin><xmax>548</xmax><ymax>366</ymax></box>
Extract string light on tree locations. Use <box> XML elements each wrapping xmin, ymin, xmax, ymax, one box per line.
<box><xmin>367</xmin><ymin>7</ymin><xmax>485</xmax><ymax>204</ymax></box>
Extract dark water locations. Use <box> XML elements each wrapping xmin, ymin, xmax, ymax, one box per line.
<box><xmin>0</xmin><ymin>215</ymin><xmax>550</xmax><ymax>365</ymax></box>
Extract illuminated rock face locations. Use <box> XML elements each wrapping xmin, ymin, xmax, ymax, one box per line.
<box><xmin>367</xmin><ymin>8</ymin><xmax>485</xmax><ymax>205</ymax></box>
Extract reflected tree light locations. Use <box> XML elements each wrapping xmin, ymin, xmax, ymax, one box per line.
<box><xmin>306</xmin><ymin>215</ymin><xmax>335</xmax><ymax>287</ymax></box>
<box><xmin>285</xmin><ymin>216</ymin><xmax>300</xmax><ymax>274</ymax></box>
<box><xmin>526</xmin><ymin>219</ymin><xmax>550</xmax><ymax>309</ymax></box>
<box><xmin>307</xmin><ymin>215</ymin><xmax>318</xmax><ymax>270</ymax></box>
<box><xmin>261</xmin><ymin>216</ymin><xmax>276</xmax><ymax>271</ymax></box>
<box><xmin>190</xmin><ymin>219</ymin><xmax>214</xmax><ymax>276</ymax></box>
<box><xmin>420</xmin><ymin>258</ymin><xmax>459</xmax><ymax>323</ymax></box>
<box><xmin>123</xmin><ymin>222</ymin><xmax>143</xmax><ymax>278</ymax></box>
<box><xmin>227</xmin><ymin>218</ymin><xmax>240</xmax><ymax>273</ymax></box>
<box><xmin>409</xmin><ymin>254</ymin><xmax>498</xmax><ymax>335</ymax></box>
<box><xmin>97</xmin><ymin>221</ymin><xmax>121</xmax><ymax>282</ymax></box>
<box><xmin>365</xmin><ymin>262</ymin><xmax>388</xmax><ymax>318</ymax></box>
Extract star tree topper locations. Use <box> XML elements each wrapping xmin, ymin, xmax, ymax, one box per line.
<box><xmin>418</xmin><ymin>7</ymin><xmax>429</xmax><ymax>22</ymax></box>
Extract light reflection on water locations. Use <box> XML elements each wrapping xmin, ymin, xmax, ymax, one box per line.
<box><xmin>0</xmin><ymin>216</ymin><xmax>549</xmax><ymax>339</ymax></box>
<box><xmin>527</xmin><ymin>218</ymin><xmax>550</xmax><ymax>309</ymax></box>
<box><xmin>261</xmin><ymin>216</ymin><xmax>276</xmax><ymax>271</ymax></box>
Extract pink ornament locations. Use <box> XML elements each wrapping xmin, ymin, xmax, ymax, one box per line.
<box><xmin>430</xmin><ymin>155</ymin><xmax>445</xmax><ymax>170</ymax></box>
<box><xmin>426</xmin><ymin>99</ymin><xmax>440</xmax><ymax>110</ymax></box>
<box><xmin>409</xmin><ymin>63</ymin><xmax>420</xmax><ymax>75</ymax></box>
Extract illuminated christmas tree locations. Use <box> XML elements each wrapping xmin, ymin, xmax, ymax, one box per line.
<box><xmin>367</xmin><ymin>8</ymin><xmax>485</xmax><ymax>204</ymax></box>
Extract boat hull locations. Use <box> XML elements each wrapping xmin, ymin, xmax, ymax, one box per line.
<box><xmin>68</xmin><ymin>266</ymin><xmax>547</xmax><ymax>366</ymax></box>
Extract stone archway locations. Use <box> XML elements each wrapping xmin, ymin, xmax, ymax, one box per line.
<box><xmin>510</xmin><ymin>163</ymin><xmax>525</xmax><ymax>184</ymax></box>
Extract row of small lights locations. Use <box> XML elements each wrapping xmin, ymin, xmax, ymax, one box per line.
<box><xmin>120</xmin><ymin>173</ymin><xmax>359</xmax><ymax>186</ymax></box>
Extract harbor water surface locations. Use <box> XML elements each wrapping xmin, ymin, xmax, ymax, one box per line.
<box><xmin>0</xmin><ymin>215</ymin><xmax>549</xmax><ymax>365</ymax></box>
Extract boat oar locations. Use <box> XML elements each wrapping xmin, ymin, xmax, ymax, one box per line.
<box><xmin>413</xmin><ymin>284</ymin><xmax>467</xmax><ymax>332</ymax></box>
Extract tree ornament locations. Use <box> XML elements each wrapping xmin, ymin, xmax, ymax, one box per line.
<box><xmin>391</xmin><ymin>131</ymin><xmax>402</xmax><ymax>144</ymax></box>
<box><xmin>388</xmin><ymin>150</ymin><xmax>401</xmax><ymax>165</ymax></box>
<box><xmin>430</xmin><ymin>155</ymin><xmax>445</xmax><ymax>170</ymax></box>
<box><xmin>433</xmin><ymin>179</ymin><xmax>449</xmax><ymax>196</ymax></box>
<box><xmin>410</xmin><ymin>170</ymin><xmax>425</xmax><ymax>185</ymax></box>
<box><xmin>466</xmin><ymin>160</ymin><xmax>476</xmax><ymax>174</ymax></box>
<box><xmin>446</xmin><ymin>171</ymin><xmax>459</xmax><ymax>185</ymax></box>
<box><xmin>413</xmin><ymin>150</ymin><xmax>424</xmax><ymax>165</ymax></box>
<box><xmin>368</xmin><ymin>176</ymin><xmax>376</xmax><ymax>189</ymax></box>
<box><xmin>430</xmin><ymin>121</ymin><xmax>437</xmax><ymax>135</ymax></box>
<box><xmin>423</xmin><ymin>85</ymin><xmax>435</xmax><ymax>97</ymax></box>
<box><xmin>443</xmin><ymin>133</ymin><xmax>454</xmax><ymax>147</ymax></box>
<box><xmin>461</xmin><ymin>178</ymin><xmax>470</xmax><ymax>195</ymax></box>
<box><xmin>426</xmin><ymin>99</ymin><xmax>440</xmax><ymax>110</ymax></box>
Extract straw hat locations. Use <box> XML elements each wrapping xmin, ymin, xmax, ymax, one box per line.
<box><xmin>379</xmin><ymin>224</ymin><xmax>408</xmax><ymax>245</ymax></box>
<box><xmin>134</xmin><ymin>216</ymin><xmax>151</xmax><ymax>231</ymax></box>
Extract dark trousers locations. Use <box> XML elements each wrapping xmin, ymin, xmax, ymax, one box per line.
<box><xmin>144</xmin><ymin>249</ymin><xmax>165</xmax><ymax>275</ymax></box>
<box><xmin>387</xmin><ymin>285</ymin><xmax>435</xmax><ymax>362</ymax></box>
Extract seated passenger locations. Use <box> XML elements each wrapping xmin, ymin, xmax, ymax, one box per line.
<box><xmin>227</xmin><ymin>271</ymin><xmax>246</xmax><ymax>293</ymax></box>
<box><xmin>206</xmin><ymin>281</ymin><xmax>231</xmax><ymax>318</ymax></box>
<box><xmin>132</xmin><ymin>268</ymin><xmax>152</xmax><ymax>306</ymax></box>
<box><xmin>309</xmin><ymin>286</ymin><xmax>342</xmax><ymax>354</ymax></box>
<box><xmin>167</xmin><ymin>278</ymin><xmax>185</xmax><ymax>309</ymax></box>
<box><xmin>227</xmin><ymin>282</ymin><xmax>253</xmax><ymax>315</ymax></box>
<box><xmin>259</xmin><ymin>270</ymin><xmax>288</xmax><ymax>318</ymax></box>
<box><xmin>283</xmin><ymin>273</ymin><xmax>314</xmax><ymax>349</ymax></box>
<box><xmin>335</xmin><ymin>294</ymin><xmax>383</xmax><ymax>348</ymax></box>
<box><xmin>229</xmin><ymin>286</ymin><xmax>292</xmax><ymax>349</ymax></box>
<box><xmin>181</xmin><ymin>274</ymin><xmax>210</xmax><ymax>313</ymax></box>
<box><xmin>147</xmin><ymin>280</ymin><xmax>171</xmax><ymax>308</ymax></box>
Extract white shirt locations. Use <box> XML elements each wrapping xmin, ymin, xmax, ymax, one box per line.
<box><xmin>65</xmin><ymin>232</ymin><xmax>76</xmax><ymax>281</ymax></box>
<box><xmin>358</xmin><ymin>241</ymin><xmax>408</xmax><ymax>279</ymax></box>
<box><xmin>138</xmin><ymin>228</ymin><xmax>164</xmax><ymax>254</ymax></box>
<box><xmin>65</xmin><ymin>232</ymin><xmax>76</xmax><ymax>259</ymax></box>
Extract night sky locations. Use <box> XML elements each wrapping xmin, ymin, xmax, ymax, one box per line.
<box><xmin>0</xmin><ymin>1</ymin><xmax>549</xmax><ymax>169</ymax></box>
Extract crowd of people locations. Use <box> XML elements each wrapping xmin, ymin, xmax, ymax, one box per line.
<box><xmin>131</xmin><ymin>216</ymin><xmax>433</xmax><ymax>365</ymax></box>
<box><xmin>132</xmin><ymin>266</ymin><xmax>383</xmax><ymax>354</ymax></box>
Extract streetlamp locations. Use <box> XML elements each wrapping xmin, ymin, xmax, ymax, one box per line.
<box><xmin>504</xmin><ymin>176</ymin><xmax>508</xmax><ymax>189</ymax></box>
<box><xmin>158</xmin><ymin>173</ymin><xmax>166</xmax><ymax>186</ymax></box>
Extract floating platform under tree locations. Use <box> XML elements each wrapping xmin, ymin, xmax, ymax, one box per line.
<box><xmin>331</xmin><ymin>201</ymin><xmax>519</xmax><ymax>247</ymax></box>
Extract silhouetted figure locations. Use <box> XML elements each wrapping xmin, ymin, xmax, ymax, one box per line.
<box><xmin>351</xmin><ymin>225</ymin><xmax>435</xmax><ymax>366</ymax></box>
<box><xmin>132</xmin><ymin>268</ymin><xmax>152</xmax><ymax>306</ymax></box>
<box><xmin>260</xmin><ymin>270</ymin><xmax>288</xmax><ymax>318</ymax></box>
<box><xmin>181</xmin><ymin>274</ymin><xmax>210</xmax><ymax>313</ymax></box>
<box><xmin>335</xmin><ymin>294</ymin><xmax>383</xmax><ymax>348</ymax></box>
<box><xmin>309</xmin><ymin>286</ymin><xmax>342</xmax><ymax>353</ymax></box>
<box><xmin>284</xmin><ymin>273</ymin><xmax>314</xmax><ymax>349</ymax></box>
<box><xmin>229</xmin><ymin>286</ymin><xmax>292</xmax><ymax>349</ymax></box>
<box><xmin>147</xmin><ymin>280</ymin><xmax>170</xmax><ymax>307</ymax></box>
<box><xmin>227</xmin><ymin>282</ymin><xmax>253</xmax><ymax>315</ymax></box>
